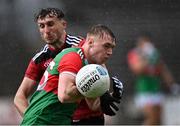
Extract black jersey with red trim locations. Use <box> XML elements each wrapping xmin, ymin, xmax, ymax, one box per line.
<box><xmin>25</xmin><ymin>34</ymin><xmax>83</xmax><ymax>82</ymax></box>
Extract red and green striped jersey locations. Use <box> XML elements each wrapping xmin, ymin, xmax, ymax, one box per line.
<box><xmin>21</xmin><ymin>47</ymin><xmax>87</xmax><ymax>125</ymax></box>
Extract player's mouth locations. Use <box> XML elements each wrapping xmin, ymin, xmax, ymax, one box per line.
<box><xmin>46</xmin><ymin>36</ymin><xmax>55</xmax><ymax>41</ymax></box>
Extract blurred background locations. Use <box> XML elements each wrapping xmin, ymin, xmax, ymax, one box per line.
<box><xmin>0</xmin><ymin>0</ymin><xmax>180</xmax><ymax>124</ymax></box>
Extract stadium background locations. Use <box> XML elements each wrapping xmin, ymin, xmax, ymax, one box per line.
<box><xmin>0</xmin><ymin>0</ymin><xmax>180</xmax><ymax>124</ymax></box>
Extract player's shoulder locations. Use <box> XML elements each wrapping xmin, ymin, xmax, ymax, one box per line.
<box><xmin>56</xmin><ymin>47</ymin><xmax>84</xmax><ymax>59</ymax></box>
<box><xmin>61</xmin><ymin>47</ymin><xmax>82</xmax><ymax>54</ymax></box>
<box><xmin>65</xmin><ymin>34</ymin><xmax>83</xmax><ymax>46</ymax></box>
<box><xmin>32</xmin><ymin>44</ymin><xmax>56</xmax><ymax>64</ymax></box>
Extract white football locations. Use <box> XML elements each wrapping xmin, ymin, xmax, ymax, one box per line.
<box><xmin>76</xmin><ymin>64</ymin><xmax>110</xmax><ymax>98</ymax></box>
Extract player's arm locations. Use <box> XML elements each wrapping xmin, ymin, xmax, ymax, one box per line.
<box><xmin>14</xmin><ymin>59</ymin><xmax>42</xmax><ymax>117</ymax></box>
<box><xmin>127</xmin><ymin>50</ymin><xmax>147</xmax><ymax>75</ymax></box>
<box><xmin>159</xmin><ymin>61</ymin><xmax>180</xmax><ymax>94</ymax></box>
<box><xmin>58</xmin><ymin>72</ymin><xmax>102</xmax><ymax>112</ymax></box>
<box><xmin>14</xmin><ymin>77</ymin><xmax>36</xmax><ymax>117</ymax></box>
<box><xmin>58</xmin><ymin>72</ymin><xmax>83</xmax><ymax>103</ymax></box>
<box><xmin>159</xmin><ymin>61</ymin><xmax>175</xmax><ymax>86</ymax></box>
<box><xmin>57</xmin><ymin>52</ymin><xmax>84</xmax><ymax>103</ymax></box>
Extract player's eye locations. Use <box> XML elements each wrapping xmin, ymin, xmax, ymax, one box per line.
<box><xmin>104</xmin><ymin>44</ymin><xmax>111</xmax><ymax>49</ymax></box>
<box><xmin>104</xmin><ymin>43</ymin><xmax>115</xmax><ymax>50</ymax></box>
<box><xmin>47</xmin><ymin>21</ymin><xmax>54</xmax><ymax>27</ymax></box>
<box><xmin>39</xmin><ymin>24</ymin><xmax>45</xmax><ymax>28</ymax></box>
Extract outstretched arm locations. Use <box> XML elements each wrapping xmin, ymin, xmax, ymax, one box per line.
<box><xmin>159</xmin><ymin>61</ymin><xmax>180</xmax><ymax>94</ymax></box>
<box><xmin>160</xmin><ymin>61</ymin><xmax>175</xmax><ymax>87</ymax></box>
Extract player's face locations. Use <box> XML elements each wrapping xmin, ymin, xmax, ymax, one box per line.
<box><xmin>37</xmin><ymin>16</ymin><xmax>66</xmax><ymax>44</ymax></box>
<box><xmin>89</xmin><ymin>34</ymin><xmax>115</xmax><ymax>64</ymax></box>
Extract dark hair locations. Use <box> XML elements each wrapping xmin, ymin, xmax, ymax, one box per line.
<box><xmin>135</xmin><ymin>31</ymin><xmax>153</xmax><ymax>42</ymax></box>
<box><xmin>34</xmin><ymin>8</ymin><xmax>65</xmax><ymax>22</ymax></box>
<box><xmin>87</xmin><ymin>24</ymin><xmax>116</xmax><ymax>42</ymax></box>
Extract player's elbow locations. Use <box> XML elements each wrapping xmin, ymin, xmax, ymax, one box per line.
<box><xmin>58</xmin><ymin>93</ymin><xmax>70</xmax><ymax>103</ymax></box>
<box><xmin>14</xmin><ymin>95</ymin><xmax>18</xmax><ymax>107</ymax></box>
<box><xmin>14</xmin><ymin>91</ymin><xmax>27</xmax><ymax>106</ymax></box>
<box><xmin>58</xmin><ymin>95</ymin><xmax>66</xmax><ymax>103</ymax></box>
<box><xmin>14</xmin><ymin>92</ymin><xmax>19</xmax><ymax>104</ymax></box>
<box><xmin>14</xmin><ymin>94</ymin><xmax>22</xmax><ymax>109</ymax></box>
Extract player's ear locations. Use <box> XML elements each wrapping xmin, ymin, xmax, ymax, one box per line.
<box><xmin>62</xmin><ymin>20</ymin><xmax>67</xmax><ymax>28</ymax></box>
<box><xmin>87</xmin><ymin>37</ymin><xmax>94</xmax><ymax>47</ymax></box>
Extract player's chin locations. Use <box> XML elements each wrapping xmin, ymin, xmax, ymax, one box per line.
<box><xmin>97</xmin><ymin>58</ymin><xmax>108</xmax><ymax>65</ymax></box>
<box><xmin>103</xmin><ymin>57</ymin><xmax>110</xmax><ymax>62</ymax></box>
<box><xmin>46</xmin><ymin>40</ymin><xmax>56</xmax><ymax>44</ymax></box>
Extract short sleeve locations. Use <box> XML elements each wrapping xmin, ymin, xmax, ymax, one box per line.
<box><xmin>58</xmin><ymin>52</ymin><xmax>83</xmax><ymax>74</ymax></box>
<box><xmin>25</xmin><ymin>60</ymin><xmax>44</xmax><ymax>81</ymax></box>
<box><xmin>127</xmin><ymin>50</ymin><xmax>140</xmax><ymax>65</ymax></box>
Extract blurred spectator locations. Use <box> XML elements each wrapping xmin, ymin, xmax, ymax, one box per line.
<box><xmin>127</xmin><ymin>33</ymin><xmax>180</xmax><ymax>125</ymax></box>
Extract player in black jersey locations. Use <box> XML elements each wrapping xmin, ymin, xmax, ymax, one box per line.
<box><xmin>14</xmin><ymin>8</ymin><xmax>82</xmax><ymax>117</ymax></box>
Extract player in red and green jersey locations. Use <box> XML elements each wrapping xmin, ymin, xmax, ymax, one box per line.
<box><xmin>21</xmin><ymin>24</ymin><xmax>118</xmax><ymax>125</ymax></box>
<box><xmin>21</xmin><ymin>48</ymin><xmax>86</xmax><ymax>125</ymax></box>
<box><xmin>127</xmin><ymin>34</ymin><xmax>179</xmax><ymax>125</ymax></box>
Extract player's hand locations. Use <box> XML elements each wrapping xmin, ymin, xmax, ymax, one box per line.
<box><xmin>111</xmin><ymin>76</ymin><xmax>124</xmax><ymax>100</ymax></box>
<box><xmin>100</xmin><ymin>91</ymin><xmax>120</xmax><ymax>116</ymax></box>
<box><xmin>170</xmin><ymin>83</ymin><xmax>180</xmax><ymax>96</ymax></box>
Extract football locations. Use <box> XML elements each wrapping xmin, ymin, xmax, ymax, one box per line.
<box><xmin>76</xmin><ymin>64</ymin><xmax>110</xmax><ymax>98</ymax></box>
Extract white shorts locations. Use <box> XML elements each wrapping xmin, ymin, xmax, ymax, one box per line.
<box><xmin>135</xmin><ymin>93</ymin><xmax>164</xmax><ymax>108</ymax></box>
